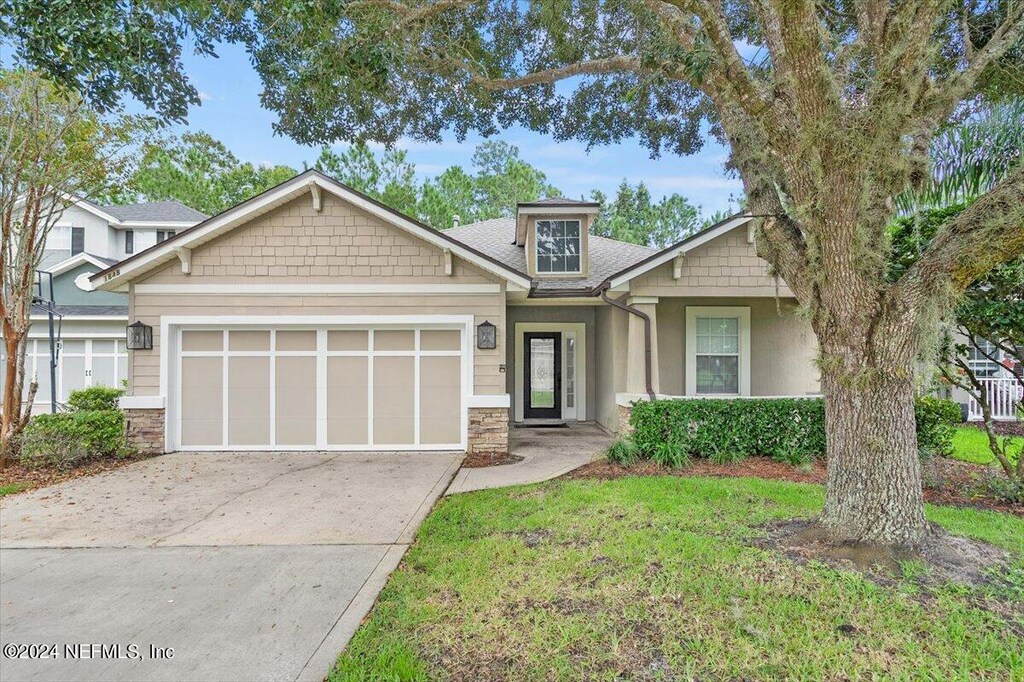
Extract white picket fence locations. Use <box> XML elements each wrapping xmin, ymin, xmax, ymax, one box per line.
<box><xmin>967</xmin><ymin>377</ymin><xmax>1023</xmax><ymax>421</ymax></box>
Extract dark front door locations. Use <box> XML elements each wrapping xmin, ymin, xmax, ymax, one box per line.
<box><xmin>524</xmin><ymin>332</ymin><xmax>561</xmax><ymax>419</ymax></box>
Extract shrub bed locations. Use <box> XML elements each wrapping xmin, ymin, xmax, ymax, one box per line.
<box><xmin>20</xmin><ymin>386</ymin><xmax>129</xmax><ymax>469</ymax></box>
<box><xmin>624</xmin><ymin>396</ymin><xmax>959</xmax><ymax>468</ymax></box>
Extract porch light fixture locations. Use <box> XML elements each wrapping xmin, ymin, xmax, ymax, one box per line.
<box><xmin>126</xmin><ymin>321</ymin><xmax>153</xmax><ymax>350</ymax></box>
<box><xmin>476</xmin><ymin>320</ymin><xmax>497</xmax><ymax>350</ymax></box>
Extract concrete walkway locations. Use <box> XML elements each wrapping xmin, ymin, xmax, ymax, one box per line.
<box><xmin>0</xmin><ymin>451</ymin><xmax>462</xmax><ymax>682</ymax></box>
<box><xmin>447</xmin><ymin>422</ymin><xmax>612</xmax><ymax>494</ymax></box>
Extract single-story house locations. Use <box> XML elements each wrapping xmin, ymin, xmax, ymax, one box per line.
<box><xmin>86</xmin><ymin>169</ymin><xmax>821</xmax><ymax>454</ymax></box>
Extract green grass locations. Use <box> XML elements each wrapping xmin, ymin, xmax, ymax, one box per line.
<box><xmin>529</xmin><ymin>390</ymin><xmax>555</xmax><ymax>408</ymax></box>
<box><xmin>0</xmin><ymin>482</ymin><xmax>29</xmax><ymax>497</ymax></box>
<box><xmin>951</xmin><ymin>426</ymin><xmax>1023</xmax><ymax>465</ymax></box>
<box><xmin>332</xmin><ymin>476</ymin><xmax>1023</xmax><ymax>681</ymax></box>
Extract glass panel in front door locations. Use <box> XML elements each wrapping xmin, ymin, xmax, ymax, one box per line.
<box><xmin>530</xmin><ymin>337</ymin><xmax>556</xmax><ymax>408</ymax></box>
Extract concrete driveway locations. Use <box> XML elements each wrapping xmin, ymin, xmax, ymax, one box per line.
<box><xmin>0</xmin><ymin>451</ymin><xmax>462</xmax><ymax>682</ymax></box>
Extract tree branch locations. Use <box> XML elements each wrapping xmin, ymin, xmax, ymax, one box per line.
<box><xmin>898</xmin><ymin>163</ymin><xmax>1024</xmax><ymax>301</ymax></box>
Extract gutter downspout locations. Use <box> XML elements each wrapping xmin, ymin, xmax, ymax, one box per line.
<box><xmin>599</xmin><ymin>283</ymin><xmax>656</xmax><ymax>402</ymax></box>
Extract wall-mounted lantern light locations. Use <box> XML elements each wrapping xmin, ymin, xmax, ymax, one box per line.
<box><xmin>476</xmin><ymin>320</ymin><xmax>497</xmax><ymax>350</ymax></box>
<box><xmin>126</xmin><ymin>321</ymin><xmax>153</xmax><ymax>350</ymax></box>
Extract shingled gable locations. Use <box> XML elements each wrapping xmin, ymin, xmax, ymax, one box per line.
<box><xmin>88</xmin><ymin>169</ymin><xmax>532</xmax><ymax>292</ymax></box>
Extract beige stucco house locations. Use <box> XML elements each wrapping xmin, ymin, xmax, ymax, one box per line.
<box><xmin>87</xmin><ymin>170</ymin><xmax>820</xmax><ymax>455</ymax></box>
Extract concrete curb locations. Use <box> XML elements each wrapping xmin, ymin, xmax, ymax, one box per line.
<box><xmin>296</xmin><ymin>544</ymin><xmax>407</xmax><ymax>682</ymax></box>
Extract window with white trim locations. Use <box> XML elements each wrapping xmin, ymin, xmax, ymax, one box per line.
<box><xmin>71</xmin><ymin>227</ymin><xmax>85</xmax><ymax>255</ymax></box>
<box><xmin>685</xmin><ymin>306</ymin><xmax>751</xmax><ymax>396</ymax></box>
<box><xmin>125</xmin><ymin>230</ymin><xmax>134</xmax><ymax>254</ymax></box>
<box><xmin>535</xmin><ymin>220</ymin><xmax>581</xmax><ymax>273</ymax></box>
<box><xmin>156</xmin><ymin>230</ymin><xmax>176</xmax><ymax>244</ymax></box>
<box><xmin>968</xmin><ymin>339</ymin><xmax>1007</xmax><ymax>378</ymax></box>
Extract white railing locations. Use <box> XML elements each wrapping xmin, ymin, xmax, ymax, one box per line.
<box><xmin>967</xmin><ymin>378</ymin><xmax>1023</xmax><ymax>421</ymax></box>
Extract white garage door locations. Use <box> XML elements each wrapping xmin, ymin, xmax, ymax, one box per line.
<box><xmin>175</xmin><ymin>326</ymin><xmax>465</xmax><ymax>451</ymax></box>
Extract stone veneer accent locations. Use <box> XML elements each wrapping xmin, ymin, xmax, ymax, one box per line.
<box><xmin>467</xmin><ymin>407</ymin><xmax>509</xmax><ymax>454</ymax></box>
<box><xmin>617</xmin><ymin>404</ymin><xmax>634</xmax><ymax>435</ymax></box>
<box><xmin>124</xmin><ymin>408</ymin><xmax>166</xmax><ymax>455</ymax></box>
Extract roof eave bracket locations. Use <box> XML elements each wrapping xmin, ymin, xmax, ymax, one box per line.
<box><xmin>174</xmin><ymin>246</ymin><xmax>192</xmax><ymax>275</ymax></box>
<box><xmin>309</xmin><ymin>180</ymin><xmax>322</xmax><ymax>213</ymax></box>
<box><xmin>672</xmin><ymin>253</ymin><xmax>684</xmax><ymax>280</ymax></box>
<box><xmin>443</xmin><ymin>248</ymin><xmax>453</xmax><ymax>276</ymax></box>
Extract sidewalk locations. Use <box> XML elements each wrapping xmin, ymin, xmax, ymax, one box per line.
<box><xmin>447</xmin><ymin>422</ymin><xmax>612</xmax><ymax>494</ymax></box>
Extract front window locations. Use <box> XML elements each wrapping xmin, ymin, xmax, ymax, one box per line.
<box><xmin>695</xmin><ymin>317</ymin><xmax>740</xmax><ymax>394</ymax></box>
<box><xmin>535</xmin><ymin>220</ymin><xmax>581</xmax><ymax>273</ymax></box>
<box><xmin>686</xmin><ymin>306</ymin><xmax>751</xmax><ymax>396</ymax></box>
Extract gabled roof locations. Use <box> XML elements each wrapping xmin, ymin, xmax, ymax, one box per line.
<box><xmin>89</xmin><ymin>170</ymin><xmax>532</xmax><ymax>292</ymax></box>
<box><xmin>448</xmin><ymin>218</ymin><xmax>656</xmax><ymax>294</ymax></box>
<box><xmin>101</xmin><ymin>200</ymin><xmax>208</xmax><ymax>223</ymax></box>
<box><xmin>44</xmin><ymin>252</ymin><xmax>118</xmax><ymax>277</ymax></box>
<box><xmin>603</xmin><ymin>213</ymin><xmax>753</xmax><ymax>290</ymax></box>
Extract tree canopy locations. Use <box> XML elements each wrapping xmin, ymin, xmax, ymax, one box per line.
<box><xmin>0</xmin><ymin>1</ymin><xmax>248</xmax><ymax>122</ymax></box>
<box><xmin>120</xmin><ymin>132</ymin><xmax>296</xmax><ymax>216</ymax></box>
<box><xmin>591</xmin><ymin>181</ymin><xmax>700</xmax><ymax>248</ymax></box>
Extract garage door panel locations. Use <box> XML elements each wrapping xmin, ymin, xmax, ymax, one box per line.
<box><xmin>374</xmin><ymin>356</ymin><xmax>414</xmax><ymax>445</ymax></box>
<box><xmin>228</xmin><ymin>356</ymin><xmax>270</xmax><ymax>446</ymax></box>
<box><xmin>181</xmin><ymin>357</ymin><xmax>223</xmax><ymax>446</ymax></box>
<box><xmin>327</xmin><ymin>357</ymin><xmax>368</xmax><ymax>445</ymax></box>
<box><xmin>176</xmin><ymin>324</ymin><xmax>466</xmax><ymax>450</ymax></box>
<box><xmin>276</xmin><ymin>356</ymin><xmax>316</xmax><ymax>445</ymax></box>
<box><xmin>420</xmin><ymin>356</ymin><xmax>461</xmax><ymax>445</ymax></box>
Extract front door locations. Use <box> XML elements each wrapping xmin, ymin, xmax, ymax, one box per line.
<box><xmin>523</xmin><ymin>332</ymin><xmax>561</xmax><ymax>419</ymax></box>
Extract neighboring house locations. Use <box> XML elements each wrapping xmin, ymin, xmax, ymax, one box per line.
<box><xmin>955</xmin><ymin>339</ymin><xmax>1023</xmax><ymax>421</ymax></box>
<box><xmin>87</xmin><ymin>169</ymin><xmax>820</xmax><ymax>455</ymax></box>
<box><xmin>2</xmin><ymin>198</ymin><xmax>206</xmax><ymax>412</ymax></box>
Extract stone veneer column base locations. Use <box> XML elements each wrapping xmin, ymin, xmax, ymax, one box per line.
<box><xmin>467</xmin><ymin>407</ymin><xmax>509</xmax><ymax>455</ymax></box>
<box><xmin>124</xmin><ymin>408</ymin><xmax>166</xmax><ymax>455</ymax></box>
<box><xmin>617</xmin><ymin>404</ymin><xmax>634</xmax><ymax>435</ymax></box>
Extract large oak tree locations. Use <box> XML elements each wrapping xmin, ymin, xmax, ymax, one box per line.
<box><xmin>239</xmin><ymin>0</ymin><xmax>1024</xmax><ymax>545</ymax></box>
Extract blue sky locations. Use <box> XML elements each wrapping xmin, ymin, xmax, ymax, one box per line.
<box><xmin>176</xmin><ymin>42</ymin><xmax>744</xmax><ymax>217</ymax></box>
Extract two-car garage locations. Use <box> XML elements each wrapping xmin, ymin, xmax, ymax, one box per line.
<box><xmin>170</xmin><ymin>320</ymin><xmax>469</xmax><ymax>451</ymax></box>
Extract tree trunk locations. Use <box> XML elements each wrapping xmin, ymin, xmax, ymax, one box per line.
<box><xmin>819</xmin><ymin>369</ymin><xmax>928</xmax><ymax>545</ymax></box>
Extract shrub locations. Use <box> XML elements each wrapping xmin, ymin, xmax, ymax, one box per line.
<box><xmin>20</xmin><ymin>386</ymin><xmax>129</xmax><ymax>468</ymax></box>
<box><xmin>21</xmin><ymin>410</ymin><xmax>126</xmax><ymax>468</ymax></box>
<box><xmin>606</xmin><ymin>437</ymin><xmax>639</xmax><ymax>466</ymax></box>
<box><xmin>627</xmin><ymin>396</ymin><xmax>961</xmax><ymax>468</ymax></box>
<box><xmin>708</xmin><ymin>448</ymin><xmax>746</xmax><ymax>465</ymax></box>
<box><xmin>66</xmin><ymin>385</ymin><xmax>124</xmax><ymax>412</ymax></box>
<box><xmin>652</xmin><ymin>438</ymin><xmax>690</xmax><ymax>468</ymax></box>
<box><xmin>914</xmin><ymin>396</ymin><xmax>961</xmax><ymax>459</ymax></box>
<box><xmin>630</xmin><ymin>398</ymin><xmax>826</xmax><ymax>465</ymax></box>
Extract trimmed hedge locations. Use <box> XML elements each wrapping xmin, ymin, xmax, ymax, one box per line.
<box><xmin>628</xmin><ymin>396</ymin><xmax>960</xmax><ymax>467</ymax></box>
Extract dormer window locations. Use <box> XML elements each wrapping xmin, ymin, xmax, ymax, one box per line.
<box><xmin>536</xmin><ymin>220</ymin><xmax>581</xmax><ymax>274</ymax></box>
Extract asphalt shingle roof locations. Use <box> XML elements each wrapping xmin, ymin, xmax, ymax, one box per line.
<box><xmin>100</xmin><ymin>200</ymin><xmax>207</xmax><ymax>222</ymax></box>
<box><xmin>445</xmin><ymin>218</ymin><xmax>656</xmax><ymax>294</ymax></box>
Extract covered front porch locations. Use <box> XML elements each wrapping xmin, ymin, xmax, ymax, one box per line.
<box><xmin>504</xmin><ymin>296</ymin><xmax>821</xmax><ymax>434</ymax></box>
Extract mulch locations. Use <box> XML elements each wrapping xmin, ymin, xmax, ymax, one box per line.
<box><xmin>0</xmin><ymin>454</ymin><xmax>153</xmax><ymax>496</ymax></box>
<box><xmin>567</xmin><ymin>456</ymin><xmax>1023</xmax><ymax>516</ymax></box>
<box><xmin>462</xmin><ymin>451</ymin><xmax>525</xmax><ymax>468</ymax></box>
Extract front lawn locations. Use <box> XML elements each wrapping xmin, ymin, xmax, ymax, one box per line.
<box><xmin>334</xmin><ymin>476</ymin><xmax>1022</xmax><ymax>681</ymax></box>
<box><xmin>952</xmin><ymin>426</ymin><xmax>1023</xmax><ymax>465</ymax></box>
<box><xmin>0</xmin><ymin>482</ymin><xmax>28</xmax><ymax>497</ymax></box>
